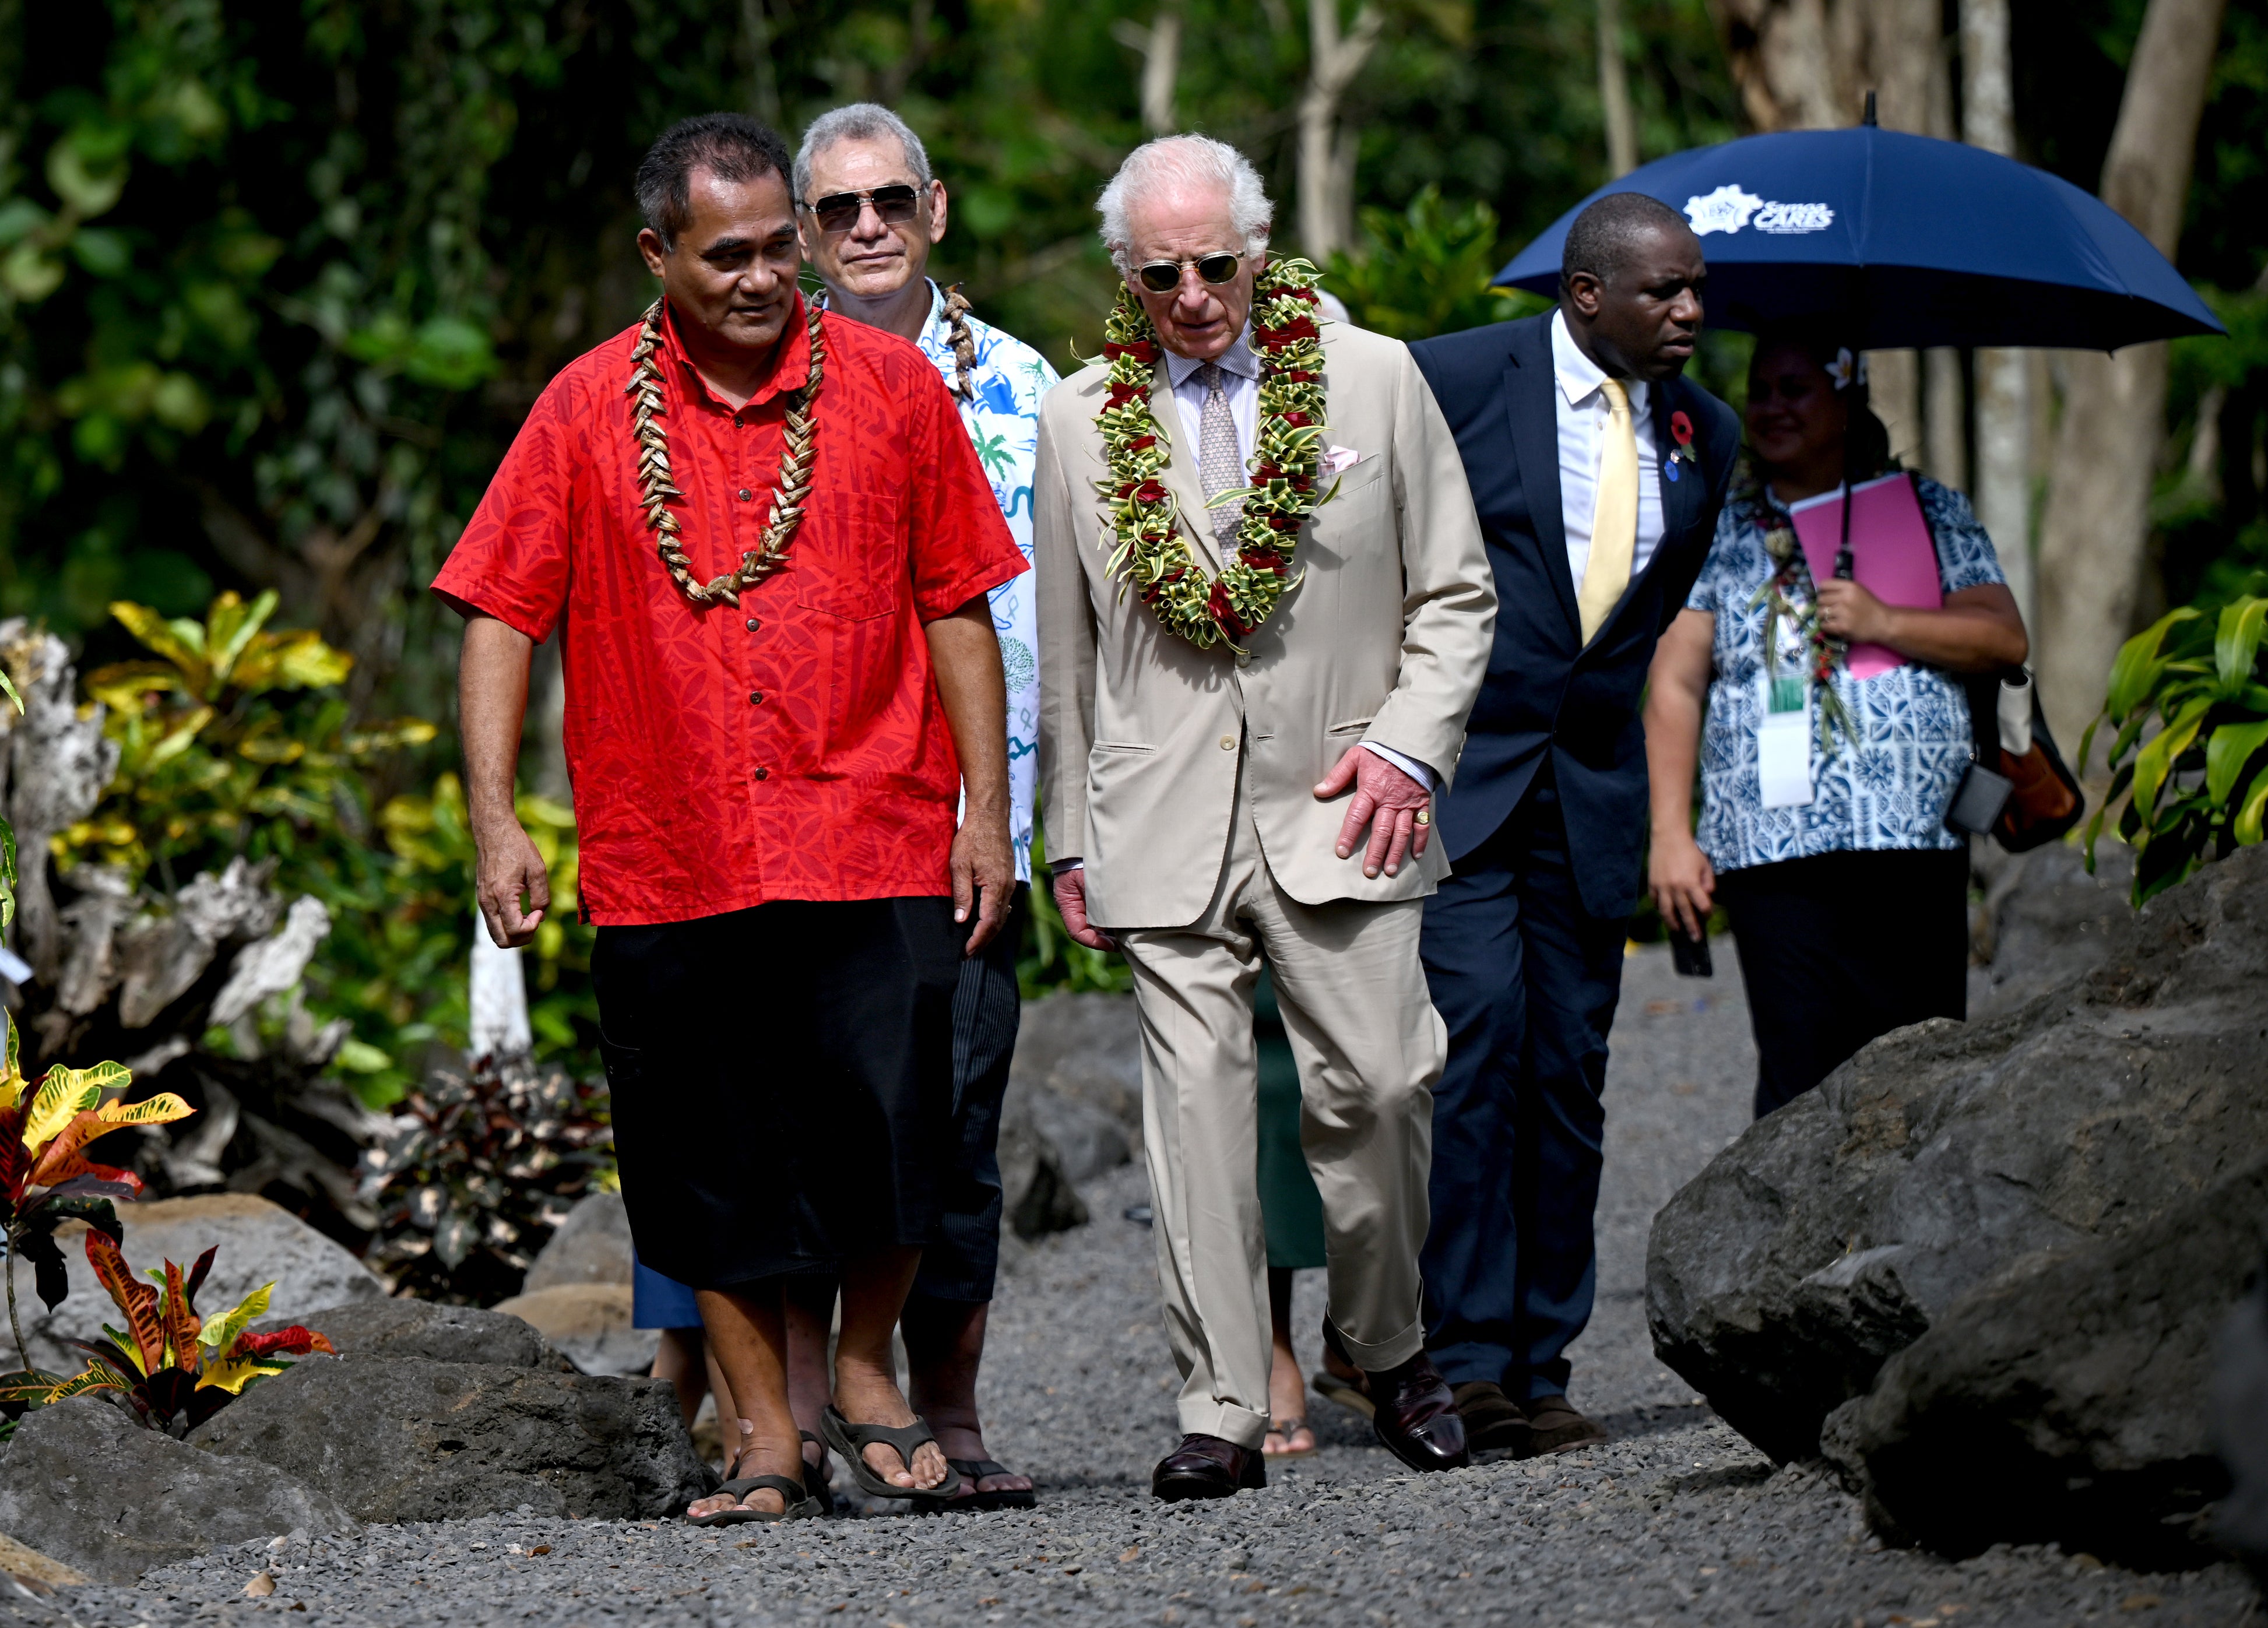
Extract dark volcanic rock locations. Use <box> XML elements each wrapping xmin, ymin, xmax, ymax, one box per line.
<box><xmin>1821</xmin><ymin>1156</ymin><xmax>2268</xmax><ymax>1569</ymax></box>
<box><xmin>521</xmin><ymin>1191</ymin><xmax>634</xmax><ymax>1292</ymax></box>
<box><xmin>1648</xmin><ymin>842</ymin><xmax>2268</xmax><ymax>1464</ymax></box>
<box><xmin>1968</xmin><ymin>841</ymin><xmax>2134</xmax><ymax>1019</ymax></box>
<box><xmin>2213</xmin><ymin>1261</ymin><xmax>2268</xmax><ymax>1584</ymax></box>
<box><xmin>1007</xmin><ymin>1075</ymin><xmax>1130</xmax><ymax>1184</ymax></box>
<box><xmin>1012</xmin><ymin>992</ymin><xmax>1142</xmax><ymax>1134</ymax></box>
<box><xmin>0</xmin><ymin>1397</ymin><xmax>353</xmax><ymax>1583</ymax></box>
<box><xmin>255</xmin><ymin>1296</ymin><xmax>570</xmax><ymax>1369</ymax></box>
<box><xmin>187</xmin><ymin>1355</ymin><xmax>712</xmax><ymax>1522</ymax></box>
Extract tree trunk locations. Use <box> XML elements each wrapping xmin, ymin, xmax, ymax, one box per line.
<box><xmin>1110</xmin><ymin>8</ymin><xmax>1184</xmax><ymax>137</ymax></box>
<box><xmin>1961</xmin><ymin>0</ymin><xmax>2033</xmax><ymax>630</ymax></box>
<box><xmin>1706</xmin><ymin>0</ymin><xmax>1847</xmax><ymax>129</ymax></box>
<box><xmin>1297</xmin><ymin>0</ymin><xmax>1383</xmax><ymax>259</ymax></box>
<box><xmin>1864</xmin><ymin>0</ymin><xmax>1949</xmax><ymax>488</ymax></box>
<box><xmin>1925</xmin><ymin>348</ymin><xmax>1968</xmax><ymax>490</ymax></box>
<box><xmin>2035</xmin><ymin>0</ymin><xmax>2227</xmax><ymax>757</ymax></box>
<box><xmin>1599</xmin><ymin>0</ymin><xmax>1640</xmax><ymax>178</ymax></box>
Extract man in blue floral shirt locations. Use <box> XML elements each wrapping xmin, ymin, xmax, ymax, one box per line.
<box><xmin>782</xmin><ymin>102</ymin><xmax>1057</xmax><ymax>1509</ymax></box>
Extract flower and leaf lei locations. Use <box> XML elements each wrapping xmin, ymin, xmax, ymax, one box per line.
<box><xmin>1738</xmin><ymin>463</ymin><xmax>1858</xmax><ymax>755</ymax></box>
<box><xmin>1093</xmin><ymin>257</ymin><xmax>1330</xmax><ymax>653</ymax></box>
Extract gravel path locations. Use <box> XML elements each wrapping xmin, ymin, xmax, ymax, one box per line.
<box><xmin>24</xmin><ymin>948</ymin><xmax>2261</xmax><ymax>1627</ymax></box>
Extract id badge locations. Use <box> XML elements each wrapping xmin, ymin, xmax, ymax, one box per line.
<box><xmin>1756</xmin><ymin>674</ymin><xmax>1814</xmax><ymax>808</ymax></box>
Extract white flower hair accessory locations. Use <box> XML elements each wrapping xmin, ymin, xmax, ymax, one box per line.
<box><xmin>1823</xmin><ymin>346</ymin><xmax>1868</xmax><ymax>392</ymax></box>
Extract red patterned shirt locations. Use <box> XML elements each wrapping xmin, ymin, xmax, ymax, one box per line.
<box><xmin>433</xmin><ymin>295</ymin><xmax>1025</xmax><ymax>924</ymax></box>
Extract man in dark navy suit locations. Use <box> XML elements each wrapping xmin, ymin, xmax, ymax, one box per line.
<box><xmin>1406</xmin><ymin>194</ymin><xmax>1739</xmax><ymax>1455</ymax></box>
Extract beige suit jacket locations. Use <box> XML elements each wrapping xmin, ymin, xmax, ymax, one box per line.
<box><xmin>1035</xmin><ymin>319</ymin><xmax>1495</xmax><ymax>930</ymax></box>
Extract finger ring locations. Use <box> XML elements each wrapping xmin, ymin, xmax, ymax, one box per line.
<box><xmin>1414</xmin><ymin>808</ymin><xmax>1431</xmax><ymax>826</ymax></box>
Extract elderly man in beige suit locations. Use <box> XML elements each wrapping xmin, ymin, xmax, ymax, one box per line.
<box><xmin>1035</xmin><ymin>134</ymin><xmax>1495</xmax><ymax>1502</ymax></box>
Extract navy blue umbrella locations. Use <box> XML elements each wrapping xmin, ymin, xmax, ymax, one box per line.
<box><xmin>1495</xmin><ymin>125</ymin><xmax>2223</xmax><ymax>351</ymax></box>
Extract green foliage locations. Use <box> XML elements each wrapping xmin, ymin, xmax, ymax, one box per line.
<box><xmin>51</xmin><ymin>1230</ymin><xmax>332</xmax><ymax>1436</ymax></box>
<box><xmin>1018</xmin><ymin>824</ymin><xmax>1131</xmax><ymax>1000</ymax></box>
<box><xmin>327</xmin><ymin>775</ymin><xmax>595</xmax><ymax>1106</ymax></box>
<box><xmin>2158</xmin><ymin>278</ymin><xmax>2268</xmax><ymax>613</ymax></box>
<box><xmin>359</xmin><ymin>1052</ymin><xmax>611</xmax><ymax>1306</ymax></box>
<box><xmin>55</xmin><ymin>593</ymin><xmax>593</xmax><ymax>1105</ymax></box>
<box><xmin>60</xmin><ymin>592</ymin><xmax>434</xmax><ymax>887</ymax></box>
<box><xmin>1</xmin><ymin>1052</ymin><xmax>192</xmax><ymax>1373</ymax></box>
<box><xmin>1325</xmin><ymin>187</ymin><xmax>1542</xmax><ymax>341</ymax></box>
<box><xmin>2083</xmin><ymin>594</ymin><xmax>2268</xmax><ymax>903</ymax></box>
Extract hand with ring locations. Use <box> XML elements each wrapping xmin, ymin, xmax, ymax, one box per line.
<box><xmin>1313</xmin><ymin>747</ymin><xmax>1434</xmax><ymax>878</ymax></box>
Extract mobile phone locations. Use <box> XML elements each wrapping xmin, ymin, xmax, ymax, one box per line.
<box><xmin>1668</xmin><ymin>924</ymin><xmax>1713</xmax><ymax>979</ymax></box>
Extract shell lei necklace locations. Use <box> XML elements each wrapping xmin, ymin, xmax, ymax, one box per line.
<box><xmin>1738</xmin><ymin>469</ymin><xmax>1858</xmax><ymax>754</ymax></box>
<box><xmin>1094</xmin><ymin>257</ymin><xmax>1329</xmax><ymax>653</ymax></box>
<box><xmin>627</xmin><ymin>297</ymin><xmax>827</xmax><ymax>607</ymax></box>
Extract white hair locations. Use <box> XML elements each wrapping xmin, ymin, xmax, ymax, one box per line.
<box><xmin>1096</xmin><ymin>135</ymin><xmax>1272</xmax><ymax>275</ymax></box>
<box><xmin>793</xmin><ymin>103</ymin><xmax>933</xmax><ymax>201</ymax></box>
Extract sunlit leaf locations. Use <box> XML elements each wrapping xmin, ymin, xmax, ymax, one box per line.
<box><xmin>2215</xmin><ymin>597</ymin><xmax>2268</xmax><ymax>698</ymax></box>
<box><xmin>2105</xmin><ymin>608</ymin><xmax>2200</xmax><ymax>718</ymax></box>
<box><xmin>233</xmin><ymin>1325</ymin><xmax>334</xmax><ymax>1359</ymax></box>
<box><xmin>160</xmin><ymin>1258</ymin><xmax>202</xmax><ymax>1370</ymax></box>
<box><xmin>85</xmin><ymin>1229</ymin><xmax>164</xmax><ymax>1376</ymax></box>
<box><xmin>2237</xmin><ymin>765</ymin><xmax>2268</xmax><ymax>846</ymax></box>
<box><xmin>2206</xmin><ymin>719</ymin><xmax>2268</xmax><ymax>808</ymax></box>
<box><xmin>195</xmin><ymin>1356</ymin><xmax>289</xmax><ymax>1394</ymax></box>
<box><xmin>108</xmin><ymin>602</ymin><xmax>210</xmax><ymax>691</ymax></box>
<box><xmin>212</xmin><ymin>592</ymin><xmax>281</xmax><ymax>685</ymax></box>
<box><xmin>198</xmin><ymin>1281</ymin><xmax>273</xmax><ymax>1356</ymax></box>
<box><xmin>21</xmin><ymin>1067</ymin><xmax>111</xmax><ymax>1154</ymax></box>
<box><xmin>40</xmin><ymin>1365</ymin><xmax>119</xmax><ymax>1404</ymax></box>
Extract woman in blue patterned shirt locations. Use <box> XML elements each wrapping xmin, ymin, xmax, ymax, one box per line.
<box><xmin>1642</xmin><ymin>326</ymin><xmax>2029</xmax><ymax>1119</ymax></box>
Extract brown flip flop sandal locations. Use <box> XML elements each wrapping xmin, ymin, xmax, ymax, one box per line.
<box><xmin>1264</xmin><ymin>1416</ymin><xmax>1320</xmax><ymax>1458</ymax></box>
<box><xmin>1310</xmin><ymin>1370</ymin><xmax>1374</xmax><ymax>1420</ymax></box>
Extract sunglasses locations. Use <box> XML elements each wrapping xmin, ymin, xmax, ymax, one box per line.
<box><xmin>1133</xmin><ymin>251</ymin><xmax>1244</xmax><ymax>293</ymax></box>
<box><xmin>800</xmin><ymin>184</ymin><xmax>921</xmax><ymax>235</ymax></box>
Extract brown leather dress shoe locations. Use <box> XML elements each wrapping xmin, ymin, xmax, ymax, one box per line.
<box><xmin>1151</xmin><ymin>1433</ymin><xmax>1267</xmax><ymax>1502</ymax></box>
<box><xmin>1517</xmin><ymin>1393</ymin><xmax>1608</xmax><ymax>1456</ymax></box>
<box><xmin>1369</xmin><ymin>1349</ymin><xmax>1471</xmax><ymax>1472</ymax></box>
<box><xmin>1451</xmin><ymin>1379</ymin><xmax>1534</xmax><ymax>1453</ymax></box>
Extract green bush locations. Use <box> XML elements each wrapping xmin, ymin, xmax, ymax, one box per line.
<box><xmin>2083</xmin><ymin>593</ymin><xmax>2268</xmax><ymax>903</ymax></box>
<box><xmin>59</xmin><ymin>593</ymin><xmax>595</xmax><ymax>1105</ymax></box>
<box><xmin>1324</xmin><ymin>187</ymin><xmax>1543</xmax><ymax>342</ymax></box>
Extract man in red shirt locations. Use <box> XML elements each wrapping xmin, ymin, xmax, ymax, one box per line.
<box><xmin>435</xmin><ymin>113</ymin><xmax>1025</xmax><ymax>1524</ymax></box>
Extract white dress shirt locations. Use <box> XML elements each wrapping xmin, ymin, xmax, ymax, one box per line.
<box><xmin>1552</xmin><ymin>308</ymin><xmax>1664</xmax><ymax>593</ymax></box>
<box><xmin>1165</xmin><ymin>328</ymin><xmax>1263</xmax><ymax>458</ymax></box>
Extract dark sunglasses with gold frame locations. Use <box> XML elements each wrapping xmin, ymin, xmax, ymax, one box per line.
<box><xmin>799</xmin><ymin>184</ymin><xmax>922</xmax><ymax>235</ymax></box>
<box><xmin>1131</xmin><ymin>251</ymin><xmax>1245</xmax><ymax>294</ymax></box>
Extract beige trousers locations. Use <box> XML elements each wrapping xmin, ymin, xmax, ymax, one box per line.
<box><xmin>1110</xmin><ymin>760</ymin><xmax>1444</xmax><ymax>1449</ymax></box>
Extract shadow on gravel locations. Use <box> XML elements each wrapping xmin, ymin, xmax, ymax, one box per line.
<box><xmin>1599</xmin><ymin>1401</ymin><xmax>1717</xmax><ymax>1440</ymax></box>
<box><xmin>1658</xmin><ymin>1460</ymin><xmax>1778</xmax><ymax>1496</ymax></box>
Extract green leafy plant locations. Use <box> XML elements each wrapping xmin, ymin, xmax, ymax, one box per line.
<box><xmin>322</xmin><ymin>774</ymin><xmax>593</xmax><ymax>1105</ymax></box>
<box><xmin>360</xmin><ymin>1052</ymin><xmax>611</xmax><ymax>1304</ymax></box>
<box><xmin>62</xmin><ymin>591</ymin><xmax>435</xmax><ymax>889</ymax></box>
<box><xmin>1018</xmin><ymin>824</ymin><xmax>1130</xmax><ymax>1000</ymax></box>
<box><xmin>1323</xmin><ymin>187</ymin><xmax>1541</xmax><ymax>343</ymax></box>
<box><xmin>1</xmin><ymin>1054</ymin><xmax>194</xmax><ymax>1367</ymax></box>
<box><xmin>44</xmin><ymin>1233</ymin><xmax>332</xmax><ymax>1436</ymax></box>
<box><xmin>2083</xmin><ymin>593</ymin><xmax>2268</xmax><ymax>902</ymax></box>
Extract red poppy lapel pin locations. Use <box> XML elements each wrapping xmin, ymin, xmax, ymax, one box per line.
<box><xmin>1665</xmin><ymin>409</ymin><xmax>1696</xmax><ymax>482</ymax></box>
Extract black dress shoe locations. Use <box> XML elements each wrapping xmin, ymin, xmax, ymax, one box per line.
<box><xmin>1151</xmin><ymin>1433</ymin><xmax>1267</xmax><ymax>1502</ymax></box>
<box><xmin>1368</xmin><ymin>1349</ymin><xmax>1472</xmax><ymax>1472</ymax></box>
<box><xmin>1321</xmin><ymin>1319</ymin><xmax>1471</xmax><ymax>1473</ymax></box>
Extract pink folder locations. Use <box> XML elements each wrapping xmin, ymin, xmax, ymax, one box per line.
<box><xmin>1787</xmin><ymin>473</ymin><xmax>1942</xmax><ymax>679</ymax></box>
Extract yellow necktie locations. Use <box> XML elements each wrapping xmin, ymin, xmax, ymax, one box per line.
<box><xmin>1577</xmin><ymin>377</ymin><xmax>1638</xmax><ymax>643</ymax></box>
